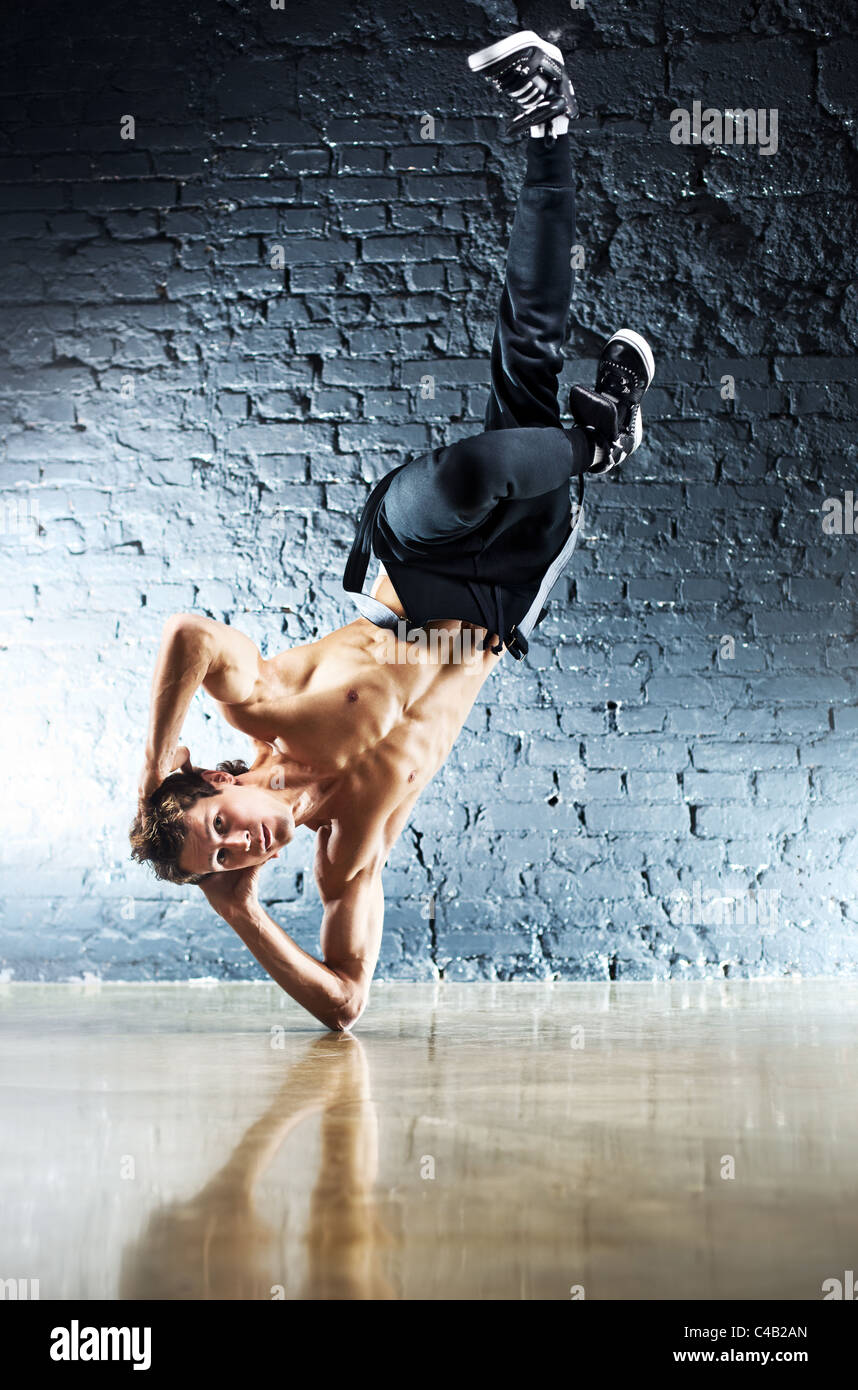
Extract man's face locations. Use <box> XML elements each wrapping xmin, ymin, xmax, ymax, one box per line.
<box><xmin>178</xmin><ymin>780</ymin><xmax>295</xmax><ymax>878</ymax></box>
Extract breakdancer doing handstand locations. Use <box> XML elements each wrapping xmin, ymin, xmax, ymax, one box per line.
<box><xmin>130</xmin><ymin>31</ymin><xmax>655</xmax><ymax>1031</ymax></box>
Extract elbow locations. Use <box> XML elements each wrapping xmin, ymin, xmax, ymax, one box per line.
<box><xmin>328</xmin><ymin>983</ymin><xmax>369</xmax><ymax>1034</ymax></box>
<box><xmin>163</xmin><ymin>612</ymin><xmax>198</xmax><ymax>638</ymax></box>
<box><xmin>163</xmin><ymin>612</ymin><xmax>210</xmax><ymax>642</ymax></box>
<box><xmin>163</xmin><ymin>612</ymin><xmax>214</xmax><ymax>659</ymax></box>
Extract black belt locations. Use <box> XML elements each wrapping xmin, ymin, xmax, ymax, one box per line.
<box><xmin>343</xmin><ymin>463</ymin><xmax>407</xmax><ymax>601</ymax></box>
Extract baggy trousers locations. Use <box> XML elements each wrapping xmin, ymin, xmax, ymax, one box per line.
<box><xmin>344</xmin><ymin>131</ymin><xmax>592</xmax><ymax>657</ymax></box>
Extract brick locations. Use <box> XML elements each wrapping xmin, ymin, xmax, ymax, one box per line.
<box><xmin>692</xmin><ymin>743</ymin><xmax>799</xmax><ymax>771</ymax></box>
<box><xmin>401</xmin><ymin>358</ymin><xmax>487</xmax><ymax>385</ymax></box>
<box><xmin>321</xmin><ymin>359</ymin><xmax>393</xmax><ymax>387</ymax></box>
<box><xmin>683</xmin><ymin>772</ymin><xmax>749</xmax><ymax>802</ymax></box>
<box><xmin>625</xmin><ymin>772</ymin><xmax>681</xmax><ymax>802</ymax></box>
<box><xmin>586</xmin><ymin>802</ymin><xmax>689</xmax><ymax>835</ymax></box>
<box><xmin>586</xmin><ymin>738</ymin><xmax>690</xmax><ymax>772</ymax></box>
<box><xmin>362</xmin><ymin>234</ymin><xmax>459</xmax><ymax>262</ymax></box>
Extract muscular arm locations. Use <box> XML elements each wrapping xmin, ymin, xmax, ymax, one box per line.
<box><xmin>200</xmin><ymin>857</ymin><xmax>384</xmax><ymax>1034</ymax></box>
<box><xmin>225</xmin><ymin>887</ymin><xmax>377</xmax><ymax>1033</ymax></box>
<box><xmin>314</xmin><ymin>824</ymin><xmax>386</xmax><ymax>1027</ymax></box>
<box><xmin>140</xmin><ymin>613</ymin><xmax>262</xmax><ymax>792</ymax></box>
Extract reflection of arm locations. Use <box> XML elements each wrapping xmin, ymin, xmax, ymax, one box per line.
<box><xmin>305</xmin><ymin>1039</ymin><xmax>392</xmax><ymax>1299</ymax></box>
<box><xmin>200</xmin><ymin>1042</ymin><xmax>353</xmax><ymax>1198</ymax></box>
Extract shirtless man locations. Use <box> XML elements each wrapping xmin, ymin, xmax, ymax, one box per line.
<box><xmin>130</xmin><ymin>31</ymin><xmax>655</xmax><ymax>1033</ymax></box>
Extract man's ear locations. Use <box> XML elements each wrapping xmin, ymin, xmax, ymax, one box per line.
<box><xmin>199</xmin><ymin>769</ymin><xmax>236</xmax><ymax>787</ymax></box>
<box><xmin>171</xmin><ymin>745</ymin><xmax>192</xmax><ymax>775</ymax></box>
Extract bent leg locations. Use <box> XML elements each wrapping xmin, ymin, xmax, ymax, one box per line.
<box><xmin>379</xmin><ymin>423</ymin><xmax>588</xmax><ymax>550</ymax></box>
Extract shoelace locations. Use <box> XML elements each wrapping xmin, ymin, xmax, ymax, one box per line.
<box><xmin>490</xmin><ymin>54</ymin><xmax>566</xmax><ymax>122</ymax></box>
<box><xmin>599</xmin><ymin>361</ymin><xmax>639</xmax><ymax>398</ymax></box>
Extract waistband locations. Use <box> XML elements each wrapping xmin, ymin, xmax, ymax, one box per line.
<box><xmin>343</xmin><ymin>467</ymin><xmax>584</xmax><ymax>659</ymax></box>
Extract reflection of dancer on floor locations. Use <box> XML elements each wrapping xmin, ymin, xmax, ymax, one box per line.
<box><xmin>120</xmin><ymin>1036</ymin><xmax>394</xmax><ymax>1300</ymax></box>
<box><xmin>130</xmin><ymin>32</ymin><xmax>655</xmax><ymax>1032</ymax></box>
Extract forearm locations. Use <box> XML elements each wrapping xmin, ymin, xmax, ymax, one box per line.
<box><xmin>227</xmin><ymin>901</ymin><xmax>354</xmax><ymax>1032</ymax></box>
<box><xmin>144</xmin><ymin>616</ymin><xmax>212</xmax><ymax>770</ymax></box>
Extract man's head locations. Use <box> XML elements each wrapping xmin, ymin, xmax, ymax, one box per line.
<box><xmin>130</xmin><ymin>760</ymin><xmax>295</xmax><ymax>885</ymax></box>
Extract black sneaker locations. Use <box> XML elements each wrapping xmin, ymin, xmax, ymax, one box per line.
<box><xmin>467</xmin><ymin>30</ymin><xmax>579</xmax><ymax>138</ymax></box>
<box><xmin>568</xmin><ymin>329</ymin><xmax>655</xmax><ymax>474</ymax></box>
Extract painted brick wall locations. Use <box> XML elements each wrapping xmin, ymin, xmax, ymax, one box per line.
<box><xmin>1</xmin><ymin>0</ymin><xmax>857</xmax><ymax>982</ymax></box>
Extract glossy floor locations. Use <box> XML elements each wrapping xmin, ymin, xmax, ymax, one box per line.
<box><xmin>1</xmin><ymin>979</ymin><xmax>856</xmax><ymax>1300</ymax></box>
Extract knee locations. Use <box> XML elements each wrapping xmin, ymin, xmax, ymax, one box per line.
<box><xmin>434</xmin><ymin>452</ymin><xmax>496</xmax><ymax>519</ymax></box>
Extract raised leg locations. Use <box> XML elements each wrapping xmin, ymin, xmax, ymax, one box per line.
<box><xmin>365</xmin><ymin>131</ymin><xmax>589</xmax><ymax>583</ymax></box>
<box><xmin>484</xmin><ymin>131</ymin><xmax>576</xmax><ymax>432</ymax></box>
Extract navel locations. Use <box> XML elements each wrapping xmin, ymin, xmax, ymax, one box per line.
<box><xmin>408</xmin><ymin>770</ymin><xmax>416</xmax><ymax>782</ymax></box>
<box><xmin>346</xmin><ymin>687</ymin><xmax>359</xmax><ymax>703</ymax></box>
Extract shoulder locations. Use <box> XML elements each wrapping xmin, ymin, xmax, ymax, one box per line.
<box><xmin>313</xmin><ymin>819</ymin><xmax>383</xmax><ymax>899</ymax></box>
<box><xmin>314</xmin><ymin>777</ymin><xmax>421</xmax><ymax>898</ymax></box>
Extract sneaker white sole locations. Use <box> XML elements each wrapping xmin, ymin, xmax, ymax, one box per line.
<box><xmin>467</xmin><ymin>30</ymin><xmax>564</xmax><ymax>72</ymax></box>
<box><xmin>632</xmin><ymin>406</ymin><xmax>643</xmax><ymax>452</ymax></box>
<box><xmin>607</xmin><ymin>328</ymin><xmax>656</xmax><ymax>387</ymax></box>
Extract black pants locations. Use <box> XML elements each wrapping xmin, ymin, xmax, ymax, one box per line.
<box><xmin>374</xmin><ymin>131</ymin><xmax>591</xmax><ymax>595</ymax></box>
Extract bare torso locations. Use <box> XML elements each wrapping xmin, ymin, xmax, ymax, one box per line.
<box><xmin>142</xmin><ymin>577</ymin><xmax>507</xmax><ymax>1028</ymax></box>
<box><xmin>214</xmin><ymin>574</ymin><xmax>503</xmax><ymax>856</ymax></box>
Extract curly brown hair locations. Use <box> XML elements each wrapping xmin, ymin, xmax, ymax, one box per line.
<box><xmin>129</xmin><ymin>760</ymin><xmax>249</xmax><ymax>885</ymax></box>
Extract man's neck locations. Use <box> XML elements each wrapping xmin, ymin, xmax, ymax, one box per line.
<box><xmin>235</xmin><ymin>757</ymin><xmax>339</xmax><ymax>829</ymax></box>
